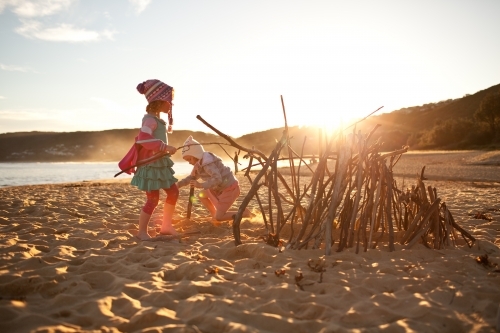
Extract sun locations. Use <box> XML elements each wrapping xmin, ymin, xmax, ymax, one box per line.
<box><xmin>282</xmin><ymin>97</ymin><xmax>377</xmax><ymax>138</ymax></box>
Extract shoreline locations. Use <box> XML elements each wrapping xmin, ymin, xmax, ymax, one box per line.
<box><xmin>1</xmin><ymin>150</ymin><xmax>500</xmax><ymax>189</ymax></box>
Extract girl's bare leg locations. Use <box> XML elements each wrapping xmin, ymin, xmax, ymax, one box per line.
<box><xmin>160</xmin><ymin>203</ymin><xmax>178</xmax><ymax>235</ymax></box>
<box><xmin>198</xmin><ymin>190</ymin><xmax>216</xmax><ymax>218</ymax></box>
<box><xmin>137</xmin><ymin>210</ymin><xmax>152</xmax><ymax>240</ymax></box>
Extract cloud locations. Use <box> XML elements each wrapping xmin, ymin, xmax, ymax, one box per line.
<box><xmin>2</xmin><ymin>0</ymin><xmax>116</xmax><ymax>43</ymax></box>
<box><xmin>0</xmin><ymin>63</ymin><xmax>32</xmax><ymax>72</ymax></box>
<box><xmin>0</xmin><ymin>96</ymin><xmax>5</xmax><ymax>99</ymax></box>
<box><xmin>129</xmin><ymin>0</ymin><xmax>151</xmax><ymax>14</ymax></box>
<box><xmin>0</xmin><ymin>0</ymin><xmax>74</xmax><ymax>18</ymax></box>
<box><xmin>16</xmin><ymin>19</ymin><xmax>116</xmax><ymax>42</ymax></box>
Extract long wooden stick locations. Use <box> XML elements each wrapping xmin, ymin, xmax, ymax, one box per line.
<box><xmin>114</xmin><ymin>142</ymin><xmax>232</xmax><ymax>177</ymax></box>
<box><xmin>114</xmin><ymin>152</ymin><xmax>168</xmax><ymax>177</ymax></box>
<box><xmin>187</xmin><ymin>186</ymin><xmax>194</xmax><ymax>219</ymax></box>
<box><xmin>196</xmin><ymin>115</ymin><xmax>267</xmax><ymax>160</ymax></box>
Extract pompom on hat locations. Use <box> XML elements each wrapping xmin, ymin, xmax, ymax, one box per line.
<box><xmin>137</xmin><ymin>79</ymin><xmax>174</xmax><ymax>130</ymax></box>
<box><xmin>182</xmin><ymin>135</ymin><xmax>205</xmax><ymax>160</ymax></box>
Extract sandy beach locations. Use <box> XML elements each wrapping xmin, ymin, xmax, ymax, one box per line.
<box><xmin>0</xmin><ymin>151</ymin><xmax>499</xmax><ymax>332</ymax></box>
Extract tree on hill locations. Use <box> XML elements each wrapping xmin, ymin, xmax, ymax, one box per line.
<box><xmin>474</xmin><ymin>89</ymin><xmax>500</xmax><ymax>141</ymax></box>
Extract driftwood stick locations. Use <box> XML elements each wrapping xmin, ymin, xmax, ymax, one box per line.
<box><xmin>384</xmin><ymin>164</ymin><xmax>396</xmax><ymax>252</ymax></box>
<box><xmin>232</xmin><ymin>133</ymin><xmax>287</xmax><ymax>245</ymax></box>
<box><xmin>243</xmin><ymin>155</ymin><xmax>268</xmax><ymax>228</ymax></box>
<box><xmin>267</xmin><ymin>170</ymin><xmax>274</xmax><ymax>234</ymax></box>
<box><xmin>417</xmin><ymin>173</ymin><xmax>429</xmax><ymax>206</ymax></box>
<box><xmin>244</xmin><ymin>155</ymin><xmax>253</xmax><ymax>178</ymax></box>
<box><xmin>377</xmin><ymin>146</ymin><xmax>409</xmax><ymax>161</ymax></box>
<box><xmin>448</xmin><ymin>211</ymin><xmax>476</xmax><ymax>247</ymax></box>
<box><xmin>347</xmin><ymin>132</ymin><xmax>365</xmax><ymax>248</ymax></box>
<box><xmin>115</xmin><ymin>141</ymin><xmax>235</xmax><ymax>177</ymax></box>
<box><xmin>272</xmin><ymin>154</ymin><xmax>285</xmax><ymax>236</ymax></box>
<box><xmin>442</xmin><ymin>203</ymin><xmax>457</xmax><ymax>247</ymax></box>
<box><xmin>390</xmin><ymin>177</ymin><xmax>402</xmax><ymax>231</ymax></box>
<box><xmin>294</xmin><ymin>134</ymin><xmax>336</xmax><ymax>247</ymax></box>
<box><xmin>291</xmin><ymin>171</ymin><xmax>319</xmax><ymax>246</ymax></box>
<box><xmin>343</xmin><ymin>106</ymin><xmax>384</xmax><ymax>132</ymax></box>
<box><xmin>282</xmin><ymin>181</ymin><xmax>314</xmax><ymax>244</ymax></box>
<box><xmin>356</xmin><ymin>210</ymin><xmax>366</xmax><ymax>254</ymax></box>
<box><xmin>241</xmin><ymin>155</ymin><xmax>327</xmax><ymax>173</ymax></box>
<box><xmin>336</xmin><ymin>196</ymin><xmax>354</xmax><ymax>252</ymax></box>
<box><xmin>309</xmin><ymin>155</ymin><xmax>329</xmax><ymax>229</ymax></box>
<box><xmin>427</xmin><ymin>186</ymin><xmax>440</xmax><ymax>249</ymax></box>
<box><xmin>405</xmin><ymin>218</ymin><xmax>433</xmax><ymax>249</ymax></box>
<box><xmin>281</xmin><ymin>145</ymin><xmax>317</xmax><ymax>231</ymax></box>
<box><xmin>400</xmin><ymin>208</ymin><xmax>426</xmax><ymax>244</ymax></box>
<box><xmin>364</xmin><ymin>158</ymin><xmax>378</xmax><ymax>251</ymax></box>
<box><xmin>196</xmin><ymin>115</ymin><xmax>267</xmax><ymax>160</ymax></box>
<box><xmin>292</xmin><ymin>137</ymin><xmax>308</xmax><ymax>225</ymax></box>
<box><xmin>281</xmin><ymin>95</ymin><xmax>298</xmax><ymax>200</ymax></box>
<box><xmin>282</xmin><ymin>187</ymin><xmax>310</xmax><ymax>226</ymax></box>
<box><xmin>187</xmin><ymin>187</ymin><xmax>194</xmax><ymax>219</ymax></box>
<box><xmin>404</xmin><ymin>198</ymin><xmax>441</xmax><ymax>247</ymax></box>
<box><xmin>374</xmin><ymin>181</ymin><xmax>388</xmax><ymax>248</ymax></box>
<box><xmin>296</xmin><ymin>138</ymin><xmax>307</xmax><ymax>196</ymax></box>
<box><xmin>374</xmin><ymin>188</ymin><xmax>385</xmax><ymax>235</ymax></box>
<box><xmin>368</xmin><ymin>162</ymin><xmax>383</xmax><ymax>249</ymax></box>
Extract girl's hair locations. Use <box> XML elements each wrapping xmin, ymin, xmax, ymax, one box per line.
<box><xmin>145</xmin><ymin>100</ymin><xmax>164</xmax><ymax>113</ymax></box>
<box><xmin>146</xmin><ymin>100</ymin><xmax>173</xmax><ymax>127</ymax></box>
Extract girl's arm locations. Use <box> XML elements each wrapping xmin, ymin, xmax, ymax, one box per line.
<box><xmin>136</xmin><ymin>117</ymin><xmax>172</xmax><ymax>152</ymax></box>
<box><xmin>177</xmin><ymin>175</ymin><xmax>194</xmax><ymax>188</ymax></box>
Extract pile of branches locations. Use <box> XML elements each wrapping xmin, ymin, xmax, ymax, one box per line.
<box><xmin>196</xmin><ymin>110</ymin><xmax>475</xmax><ymax>255</ymax></box>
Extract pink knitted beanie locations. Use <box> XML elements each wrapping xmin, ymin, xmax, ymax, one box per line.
<box><xmin>136</xmin><ymin>79</ymin><xmax>173</xmax><ymax>104</ymax></box>
<box><xmin>137</xmin><ymin>79</ymin><xmax>174</xmax><ymax>129</ymax></box>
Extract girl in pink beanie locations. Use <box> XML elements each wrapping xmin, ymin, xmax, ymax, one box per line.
<box><xmin>129</xmin><ymin>79</ymin><xmax>179</xmax><ymax>240</ymax></box>
<box><xmin>177</xmin><ymin>135</ymin><xmax>252</xmax><ymax>223</ymax></box>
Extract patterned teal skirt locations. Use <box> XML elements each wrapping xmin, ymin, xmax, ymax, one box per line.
<box><xmin>131</xmin><ymin>156</ymin><xmax>178</xmax><ymax>191</ymax></box>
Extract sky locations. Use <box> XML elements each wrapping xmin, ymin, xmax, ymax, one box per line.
<box><xmin>1</xmin><ymin>0</ymin><xmax>499</xmax><ymax>137</ymax></box>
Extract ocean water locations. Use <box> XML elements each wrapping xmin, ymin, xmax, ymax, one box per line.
<box><xmin>0</xmin><ymin>158</ymin><xmax>290</xmax><ymax>188</ymax></box>
<box><xmin>0</xmin><ymin>162</ymin><xmax>195</xmax><ymax>188</ymax></box>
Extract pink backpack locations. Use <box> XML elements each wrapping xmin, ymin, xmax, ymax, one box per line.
<box><xmin>118</xmin><ymin>137</ymin><xmax>140</xmax><ymax>174</ymax></box>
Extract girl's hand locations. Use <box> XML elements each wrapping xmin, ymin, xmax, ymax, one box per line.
<box><xmin>189</xmin><ymin>180</ymin><xmax>202</xmax><ymax>188</ymax></box>
<box><xmin>159</xmin><ymin>144</ymin><xmax>177</xmax><ymax>154</ymax></box>
<box><xmin>159</xmin><ymin>142</ymin><xmax>168</xmax><ymax>152</ymax></box>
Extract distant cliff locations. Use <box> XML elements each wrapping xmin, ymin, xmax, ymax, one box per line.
<box><xmin>0</xmin><ymin>129</ymin><xmax>226</xmax><ymax>162</ymax></box>
<box><xmin>2</xmin><ymin>82</ymin><xmax>499</xmax><ymax>163</ymax></box>
<box><xmin>0</xmin><ymin>126</ymin><xmax>325</xmax><ymax>163</ymax></box>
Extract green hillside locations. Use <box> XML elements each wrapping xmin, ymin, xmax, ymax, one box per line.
<box><xmin>361</xmin><ymin>83</ymin><xmax>500</xmax><ymax>133</ymax></box>
<box><xmin>358</xmin><ymin>82</ymin><xmax>500</xmax><ymax>150</ymax></box>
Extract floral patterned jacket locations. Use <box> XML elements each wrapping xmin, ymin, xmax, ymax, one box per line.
<box><xmin>178</xmin><ymin>152</ymin><xmax>237</xmax><ymax>194</ymax></box>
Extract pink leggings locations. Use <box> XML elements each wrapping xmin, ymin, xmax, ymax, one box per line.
<box><xmin>142</xmin><ymin>183</ymin><xmax>179</xmax><ymax>215</ymax></box>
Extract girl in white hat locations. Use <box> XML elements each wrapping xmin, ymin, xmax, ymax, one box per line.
<box><xmin>177</xmin><ymin>136</ymin><xmax>252</xmax><ymax>222</ymax></box>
